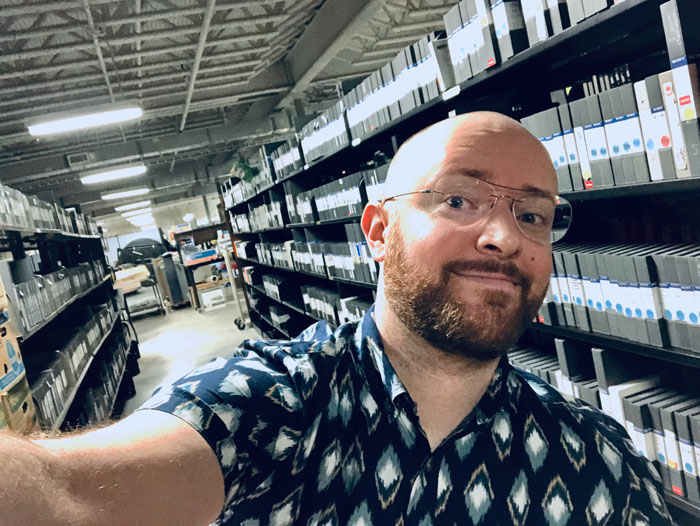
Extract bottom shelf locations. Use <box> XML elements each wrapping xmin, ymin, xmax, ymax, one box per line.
<box><xmin>665</xmin><ymin>491</ymin><xmax>700</xmax><ymax>523</ymax></box>
<box><xmin>250</xmin><ymin>307</ymin><xmax>291</xmax><ymax>339</ymax></box>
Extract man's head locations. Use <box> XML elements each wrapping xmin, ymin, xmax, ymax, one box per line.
<box><xmin>361</xmin><ymin>112</ymin><xmax>558</xmax><ymax>361</ymax></box>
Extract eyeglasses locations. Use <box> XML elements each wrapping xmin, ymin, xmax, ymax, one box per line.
<box><xmin>381</xmin><ymin>175</ymin><xmax>572</xmax><ymax>244</ymax></box>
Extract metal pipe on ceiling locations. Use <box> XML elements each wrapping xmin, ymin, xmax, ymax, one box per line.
<box><xmin>1</xmin><ymin>0</ymin><xmax>113</xmax><ymax>17</ymax></box>
<box><xmin>1</xmin><ymin>0</ymin><xmax>280</xmax><ymax>19</ymax></box>
<box><xmin>0</xmin><ymin>17</ymin><xmax>284</xmax><ymax>60</ymax></box>
<box><xmin>0</xmin><ymin>41</ymin><xmax>271</xmax><ymax>80</ymax></box>
<box><xmin>1</xmin><ymin>69</ymin><xmax>254</xmax><ymax>108</ymax></box>
<box><xmin>0</xmin><ymin>26</ymin><xmax>277</xmax><ymax>63</ymax></box>
<box><xmin>81</xmin><ymin>0</ymin><xmax>127</xmax><ymax>143</ymax></box>
<box><xmin>0</xmin><ymin>85</ymin><xmax>289</xmax><ymax>129</ymax></box>
<box><xmin>1</xmin><ymin>57</ymin><xmax>262</xmax><ymax>97</ymax></box>
<box><xmin>180</xmin><ymin>0</ymin><xmax>218</xmax><ymax>132</ymax></box>
<box><xmin>135</xmin><ymin>0</ymin><xmax>143</xmax><ymax>98</ymax></box>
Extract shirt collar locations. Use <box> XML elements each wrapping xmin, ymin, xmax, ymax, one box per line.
<box><xmin>354</xmin><ymin>305</ymin><xmax>513</xmax><ymax>425</ymax></box>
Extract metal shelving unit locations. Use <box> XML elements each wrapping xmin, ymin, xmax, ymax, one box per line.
<box><xmin>50</xmin><ymin>316</ymin><xmax>121</xmax><ymax>432</ymax></box>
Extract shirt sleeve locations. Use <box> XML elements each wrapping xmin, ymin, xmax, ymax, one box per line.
<box><xmin>136</xmin><ymin>339</ymin><xmax>307</xmax><ymax>506</ymax></box>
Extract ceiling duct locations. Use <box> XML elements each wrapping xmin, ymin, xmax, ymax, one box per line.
<box><xmin>66</xmin><ymin>152</ymin><xmax>97</xmax><ymax>168</ymax></box>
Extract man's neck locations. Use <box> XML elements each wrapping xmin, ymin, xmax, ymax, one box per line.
<box><xmin>373</xmin><ymin>291</ymin><xmax>500</xmax><ymax>451</ymax></box>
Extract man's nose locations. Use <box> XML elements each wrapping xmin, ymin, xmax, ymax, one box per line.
<box><xmin>475</xmin><ymin>199</ymin><xmax>522</xmax><ymax>258</ymax></box>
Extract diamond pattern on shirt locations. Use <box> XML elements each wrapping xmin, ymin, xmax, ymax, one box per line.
<box><xmin>585</xmin><ymin>480</ymin><xmax>614</xmax><ymax>526</ymax></box>
<box><xmin>464</xmin><ymin>463</ymin><xmax>494</xmax><ymax>524</ymax></box>
<box><xmin>524</xmin><ymin>413</ymin><xmax>549</xmax><ymax>472</ymax></box>
<box><xmin>375</xmin><ymin>445</ymin><xmax>403</xmax><ymax>508</ymax></box>
<box><xmin>138</xmin><ymin>307</ymin><xmax>674</xmax><ymax>526</ymax></box>
<box><xmin>542</xmin><ymin>475</ymin><xmax>573</xmax><ymax>526</ymax></box>
<box><xmin>508</xmin><ymin>469</ymin><xmax>530</xmax><ymax>526</ymax></box>
<box><xmin>560</xmin><ymin>422</ymin><xmax>586</xmax><ymax>472</ymax></box>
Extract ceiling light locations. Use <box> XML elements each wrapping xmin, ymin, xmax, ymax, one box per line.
<box><xmin>128</xmin><ymin>214</ymin><xmax>155</xmax><ymax>226</ymax></box>
<box><xmin>27</xmin><ymin>103</ymin><xmax>143</xmax><ymax>136</ymax></box>
<box><xmin>101</xmin><ymin>188</ymin><xmax>150</xmax><ymax>200</ymax></box>
<box><xmin>114</xmin><ymin>200</ymin><xmax>151</xmax><ymax>211</ymax></box>
<box><xmin>81</xmin><ymin>164</ymin><xmax>147</xmax><ymax>184</ymax></box>
<box><xmin>183</xmin><ymin>213</ymin><xmax>194</xmax><ymax>222</ymax></box>
<box><xmin>121</xmin><ymin>207</ymin><xmax>152</xmax><ymax>218</ymax></box>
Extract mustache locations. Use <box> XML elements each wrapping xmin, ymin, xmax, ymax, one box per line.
<box><xmin>443</xmin><ymin>259</ymin><xmax>529</xmax><ymax>288</ymax></box>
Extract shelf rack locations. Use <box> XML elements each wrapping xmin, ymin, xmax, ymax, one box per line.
<box><xmin>19</xmin><ymin>275</ymin><xmax>111</xmax><ymax>342</ymax></box>
<box><xmin>50</xmin><ymin>315</ymin><xmax>121</xmax><ymax>432</ymax></box>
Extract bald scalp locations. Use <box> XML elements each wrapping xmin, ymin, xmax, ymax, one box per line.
<box><xmin>382</xmin><ymin>111</ymin><xmax>551</xmax><ymax>200</ymax></box>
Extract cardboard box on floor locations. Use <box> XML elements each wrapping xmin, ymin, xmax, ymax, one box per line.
<box><xmin>0</xmin><ymin>321</ymin><xmax>25</xmax><ymax>392</ymax></box>
<box><xmin>1</xmin><ymin>374</ymin><xmax>40</xmax><ymax>434</ymax></box>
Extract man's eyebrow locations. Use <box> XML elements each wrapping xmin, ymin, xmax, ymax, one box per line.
<box><xmin>444</xmin><ymin>167</ymin><xmax>555</xmax><ymax>197</ymax></box>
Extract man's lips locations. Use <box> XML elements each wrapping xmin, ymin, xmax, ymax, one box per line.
<box><xmin>452</xmin><ymin>271</ymin><xmax>521</xmax><ymax>288</ymax></box>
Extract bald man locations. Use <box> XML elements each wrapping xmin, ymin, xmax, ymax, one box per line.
<box><xmin>0</xmin><ymin>113</ymin><xmax>673</xmax><ymax>525</ymax></box>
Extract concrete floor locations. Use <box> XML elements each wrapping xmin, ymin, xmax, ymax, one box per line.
<box><xmin>123</xmin><ymin>302</ymin><xmax>259</xmax><ymax>414</ymax></box>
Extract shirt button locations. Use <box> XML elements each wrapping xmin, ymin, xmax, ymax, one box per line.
<box><xmin>425</xmin><ymin>459</ymin><xmax>433</xmax><ymax>471</ymax></box>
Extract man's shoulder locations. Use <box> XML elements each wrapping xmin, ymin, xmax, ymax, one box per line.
<box><xmin>229</xmin><ymin>319</ymin><xmax>361</xmax><ymax>391</ymax></box>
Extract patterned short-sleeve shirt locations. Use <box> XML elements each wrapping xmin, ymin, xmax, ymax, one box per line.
<box><xmin>139</xmin><ymin>307</ymin><xmax>673</xmax><ymax>525</ymax></box>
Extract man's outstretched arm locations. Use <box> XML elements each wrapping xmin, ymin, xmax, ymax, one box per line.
<box><xmin>1</xmin><ymin>410</ymin><xmax>225</xmax><ymax>526</ymax></box>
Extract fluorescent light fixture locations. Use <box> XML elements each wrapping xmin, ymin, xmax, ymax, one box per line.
<box><xmin>183</xmin><ymin>213</ymin><xmax>194</xmax><ymax>222</ymax></box>
<box><xmin>114</xmin><ymin>200</ymin><xmax>151</xmax><ymax>211</ymax></box>
<box><xmin>101</xmin><ymin>188</ymin><xmax>149</xmax><ymax>200</ymax></box>
<box><xmin>128</xmin><ymin>214</ymin><xmax>155</xmax><ymax>226</ymax></box>
<box><xmin>27</xmin><ymin>102</ymin><xmax>143</xmax><ymax>136</ymax></box>
<box><xmin>121</xmin><ymin>207</ymin><xmax>152</xmax><ymax>218</ymax></box>
<box><xmin>81</xmin><ymin>164</ymin><xmax>146</xmax><ymax>185</ymax></box>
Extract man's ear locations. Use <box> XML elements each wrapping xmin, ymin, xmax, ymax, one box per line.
<box><xmin>361</xmin><ymin>202</ymin><xmax>390</xmax><ymax>262</ymax></box>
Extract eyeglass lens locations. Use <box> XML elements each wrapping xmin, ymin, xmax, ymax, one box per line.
<box><xmin>427</xmin><ymin>176</ymin><xmax>572</xmax><ymax>243</ymax></box>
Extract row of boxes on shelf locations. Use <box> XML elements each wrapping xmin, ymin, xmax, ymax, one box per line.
<box><xmin>301</xmin><ymin>286</ymin><xmax>372</xmax><ymax>328</ymax></box>
<box><xmin>0</xmin><ymin>321</ymin><xmax>40</xmax><ymax>434</ymax></box>
<box><xmin>243</xmin><ymin>265</ymin><xmax>373</xmax><ymax>329</ymax></box>
<box><xmin>510</xmin><ymin>337</ymin><xmax>700</xmax><ymax>506</ymax></box>
<box><xmin>0</xmin><ymin>182</ymin><xmax>99</xmax><ymax>235</ymax></box>
<box><xmin>523</xmin><ymin>67</ymin><xmax>700</xmax><ymax>192</ymax></box>
<box><xmin>270</xmin><ymin>137</ymin><xmax>304</xmax><ymax>180</ymax></box>
<box><xmin>445</xmin><ymin>0</ymin><xmax>582</xmax><ymax>84</ymax></box>
<box><xmin>26</xmin><ymin>301</ymin><xmax>119</xmax><ymax>430</ymax></box>
<box><xmin>235</xmin><ymin>223</ymin><xmax>380</xmax><ymax>286</ymax></box>
<box><xmin>343</xmin><ymin>31</ymin><xmax>451</xmax><ymax>145</ymax></box>
<box><xmin>71</xmin><ymin>327</ymin><xmax>130</xmax><ymax>428</ymax></box>
<box><xmin>220</xmin><ymin>163</ymin><xmax>276</xmax><ymax>209</ymax></box>
<box><xmin>0</xmin><ymin>262</ymin><xmax>107</xmax><ymax>337</ymax></box>
<box><xmin>541</xmin><ymin>242</ymin><xmax>700</xmax><ymax>352</ymax></box>
<box><xmin>293</xmin><ymin>172</ymin><xmax>366</xmax><ymax>225</ymax></box>
<box><xmin>229</xmin><ymin>161</ymin><xmax>389</xmax><ymax>228</ymax></box>
<box><xmin>280</xmin><ymin>0</ymin><xmax>622</xmax><ymax>167</ymax></box>
<box><xmin>229</xmin><ymin>198</ymin><xmax>285</xmax><ymax>233</ymax></box>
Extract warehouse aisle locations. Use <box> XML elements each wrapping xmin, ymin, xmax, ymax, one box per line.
<box><xmin>123</xmin><ymin>305</ymin><xmax>259</xmax><ymax>414</ymax></box>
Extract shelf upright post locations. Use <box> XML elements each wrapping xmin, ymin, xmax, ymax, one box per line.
<box><xmin>8</xmin><ymin>231</ymin><xmax>25</xmax><ymax>261</ymax></box>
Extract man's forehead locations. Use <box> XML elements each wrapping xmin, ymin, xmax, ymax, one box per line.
<box><xmin>386</xmin><ymin>114</ymin><xmax>556</xmax><ymax>196</ymax></box>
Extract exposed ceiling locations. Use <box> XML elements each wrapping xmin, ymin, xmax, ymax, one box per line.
<box><xmin>0</xmin><ymin>0</ymin><xmax>457</xmax><ymax>223</ymax></box>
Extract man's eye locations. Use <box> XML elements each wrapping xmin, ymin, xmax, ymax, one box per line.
<box><xmin>519</xmin><ymin>212</ymin><xmax>545</xmax><ymax>225</ymax></box>
<box><xmin>446</xmin><ymin>195</ymin><xmax>464</xmax><ymax>208</ymax></box>
<box><xmin>445</xmin><ymin>195</ymin><xmax>476</xmax><ymax>209</ymax></box>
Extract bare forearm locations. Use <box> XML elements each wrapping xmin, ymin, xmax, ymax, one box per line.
<box><xmin>0</xmin><ymin>431</ymin><xmax>84</xmax><ymax>525</ymax></box>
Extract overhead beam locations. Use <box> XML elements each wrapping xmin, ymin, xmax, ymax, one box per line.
<box><xmin>0</xmin><ymin>27</ymin><xmax>276</xmax><ymax>64</ymax></box>
<box><xmin>0</xmin><ymin>57</ymin><xmax>261</xmax><ymax>97</ymax></box>
<box><xmin>0</xmin><ymin>19</ymin><xmax>282</xmax><ymax>60</ymax></box>
<box><xmin>0</xmin><ymin>69</ymin><xmax>254</xmax><ymax>109</ymax></box>
<box><xmin>1</xmin><ymin>0</ymin><xmax>278</xmax><ymax>20</ymax></box>
<box><xmin>0</xmin><ymin>108</ymin><xmax>293</xmax><ymax>186</ymax></box>
<box><xmin>276</xmin><ymin>0</ymin><xmax>386</xmax><ymax>108</ymax></box>
<box><xmin>0</xmin><ymin>83</ymin><xmax>289</xmax><ymax>133</ymax></box>
<box><xmin>180</xmin><ymin>0</ymin><xmax>218</xmax><ymax>131</ymax></box>
<box><xmin>0</xmin><ymin>40</ymin><xmax>270</xmax><ymax>79</ymax></box>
